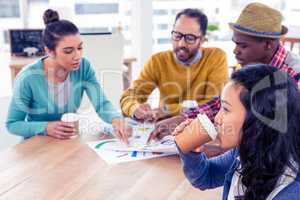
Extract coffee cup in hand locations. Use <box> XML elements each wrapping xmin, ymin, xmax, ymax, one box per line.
<box><xmin>175</xmin><ymin>114</ymin><xmax>217</xmax><ymax>153</ymax></box>
<box><xmin>61</xmin><ymin>113</ymin><xmax>80</xmax><ymax>138</ymax></box>
<box><xmin>181</xmin><ymin>100</ymin><xmax>198</xmax><ymax>113</ymax></box>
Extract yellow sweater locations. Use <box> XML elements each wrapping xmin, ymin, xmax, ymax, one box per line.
<box><xmin>120</xmin><ymin>48</ymin><xmax>228</xmax><ymax>117</ymax></box>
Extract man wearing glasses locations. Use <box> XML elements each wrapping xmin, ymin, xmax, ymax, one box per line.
<box><xmin>120</xmin><ymin>8</ymin><xmax>228</xmax><ymax>127</ymax></box>
<box><xmin>150</xmin><ymin>3</ymin><xmax>300</xmax><ymax>151</ymax></box>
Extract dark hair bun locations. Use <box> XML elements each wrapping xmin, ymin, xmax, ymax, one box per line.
<box><xmin>43</xmin><ymin>9</ymin><xmax>59</xmax><ymax>25</ymax></box>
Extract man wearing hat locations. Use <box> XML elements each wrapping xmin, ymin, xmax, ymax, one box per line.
<box><xmin>149</xmin><ymin>2</ymin><xmax>300</xmax><ymax>149</ymax></box>
<box><xmin>229</xmin><ymin>2</ymin><xmax>299</xmax><ymax>71</ymax></box>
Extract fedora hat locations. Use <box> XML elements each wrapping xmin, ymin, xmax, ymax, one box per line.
<box><xmin>229</xmin><ymin>2</ymin><xmax>288</xmax><ymax>38</ymax></box>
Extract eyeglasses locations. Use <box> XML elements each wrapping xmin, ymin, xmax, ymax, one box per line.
<box><xmin>171</xmin><ymin>30</ymin><xmax>202</xmax><ymax>44</ymax></box>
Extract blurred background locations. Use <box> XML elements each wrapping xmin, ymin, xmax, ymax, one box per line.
<box><xmin>1</xmin><ymin>0</ymin><xmax>300</xmax><ymax>149</ymax></box>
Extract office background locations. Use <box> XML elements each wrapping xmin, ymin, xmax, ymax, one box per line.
<box><xmin>1</xmin><ymin>0</ymin><xmax>300</xmax><ymax>150</ymax></box>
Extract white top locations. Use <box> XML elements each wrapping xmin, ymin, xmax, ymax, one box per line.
<box><xmin>228</xmin><ymin>158</ymin><xmax>298</xmax><ymax>200</ymax></box>
<box><xmin>48</xmin><ymin>74</ymin><xmax>71</xmax><ymax>108</ymax></box>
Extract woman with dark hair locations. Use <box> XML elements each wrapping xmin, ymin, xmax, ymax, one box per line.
<box><xmin>6</xmin><ymin>9</ymin><xmax>131</xmax><ymax>143</ymax></box>
<box><xmin>175</xmin><ymin>64</ymin><xmax>300</xmax><ymax>199</ymax></box>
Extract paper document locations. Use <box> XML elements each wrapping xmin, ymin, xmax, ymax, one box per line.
<box><xmin>101</xmin><ymin>136</ymin><xmax>177</xmax><ymax>153</ymax></box>
<box><xmin>86</xmin><ymin>121</ymin><xmax>178</xmax><ymax>164</ymax></box>
<box><xmin>87</xmin><ymin>139</ymin><xmax>176</xmax><ymax>164</ymax></box>
<box><xmin>113</xmin><ymin>121</ymin><xmax>177</xmax><ymax>153</ymax></box>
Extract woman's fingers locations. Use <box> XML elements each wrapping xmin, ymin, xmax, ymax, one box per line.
<box><xmin>51</xmin><ymin>132</ymin><xmax>70</xmax><ymax>139</ymax></box>
<box><xmin>55</xmin><ymin>125</ymin><xmax>75</xmax><ymax>133</ymax></box>
<box><xmin>112</xmin><ymin>119</ymin><xmax>132</xmax><ymax>145</ymax></box>
<box><xmin>172</xmin><ymin>118</ymin><xmax>193</xmax><ymax>135</ymax></box>
<box><xmin>46</xmin><ymin>121</ymin><xmax>77</xmax><ymax>140</ymax></box>
<box><xmin>56</xmin><ymin>122</ymin><xmax>76</xmax><ymax>134</ymax></box>
<box><xmin>54</xmin><ymin>129</ymin><xmax>74</xmax><ymax>137</ymax></box>
<box><xmin>115</xmin><ymin>127</ymin><xmax>129</xmax><ymax>145</ymax></box>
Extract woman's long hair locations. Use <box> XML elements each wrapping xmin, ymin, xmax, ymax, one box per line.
<box><xmin>231</xmin><ymin>64</ymin><xmax>300</xmax><ymax>200</ymax></box>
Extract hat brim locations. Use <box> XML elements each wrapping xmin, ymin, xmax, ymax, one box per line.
<box><xmin>229</xmin><ymin>23</ymin><xmax>288</xmax><ymax>38</ymax></box>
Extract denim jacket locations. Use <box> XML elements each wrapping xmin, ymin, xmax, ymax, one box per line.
<box><xmin>178</xmin><ymin>148</ymin><xmax>300</xmax><ymax>200</ymax></box>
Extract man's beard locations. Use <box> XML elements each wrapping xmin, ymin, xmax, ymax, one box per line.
<box><xmin>175</xmin><ymin>47</ymin><xmax>196</xmax><ymax>63</ymax></box>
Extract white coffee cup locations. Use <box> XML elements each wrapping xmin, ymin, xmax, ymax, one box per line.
<box><xmin>61</xmin><ymin>113</ymin><xmax>80</xmax><ymax>137</ymax></box>
<box><xmin>181</xmin><ymin>100</ymin><xmax>198</xmax><ymax>113</ymax></box>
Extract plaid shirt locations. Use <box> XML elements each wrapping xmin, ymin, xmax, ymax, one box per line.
<box><xmin>270</xmin><ymin>44</ymin><xmax>300</xmax><ymax>88</ymax></box>
<box><xmin>184</xmin><ymin>44</ymin><xmax>300</xmax><ymax>121</ymax></box>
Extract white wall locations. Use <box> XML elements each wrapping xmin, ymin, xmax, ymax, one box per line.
<box><xmin>131</xmin><ymin>0</ymin><xmax>153</xmax><ymax>79</ymax></box>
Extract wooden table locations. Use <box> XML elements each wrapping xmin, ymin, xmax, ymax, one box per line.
<box><xmin>0</xmin><ymin>135</ymin><xmax>222</xmax><ymax>199</ymax></box>
<box><xmin>9</xmin><ymin>56</ymin><xmax>136</xmax><ymax>90</ymax></box>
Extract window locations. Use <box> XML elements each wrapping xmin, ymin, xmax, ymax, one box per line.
<box><xmin>80</xmin><ymin>27</ymin><xmax>110</xmax><ymax>34</ymax></box>
<box><xmin>73</xmin><ymin>1</ymin><xmax>132</xmax><ymax>56</ymax></box>
<box><xmin>29</xmin><ymin>0</ymin><xmax>49</xmax><ymax>2</ymax></box>
<box><xmin>75</xmin><ymin>3</ymin><xmax>119</xmax><ymax>15</ymax></box>
<box><xmin>3</xmin><ymin>30</ymin><xmax>9</xmax><ymax>44</ymax></box>
<box><xmin>125</xmin><ymin>10</ymin><xmax>131</xmax><ymax>16</ymax></box>
<box><xmin>123</xmin><ymin>25</ymin><xmax>130</xmax><ymax>31</ymax></box>
<box><xmin>171</xmin><ymin>9</ymin><xmax>181</xmax><ymax>15</ymax></box>
<box><xmin>0</xmin><ymin>0</ymin><xmax>20</xmax><ymax>18</ymax></box>
<box><xmin>153</xmin><ymin>9</ymin><xmax>168</xmax><ymax>15</ymax></box>
<box><xmin>157</xmin><ymin>38</ymin><xmax>171</xmax><ymax>44</ymax></box>
<box><xmin>157</xmin><ymin>24</ymin><xmax>169</xmax><ymax>30</ymax></box>
<box><xmin>27</xmin><ymin>0</ymin><xmax>49</xmax><ymax>28</ymax></box>
<box><xmin>124</xmin><ymin>39</ymin><xmax>131</xmax><ymax>46</ymax></box>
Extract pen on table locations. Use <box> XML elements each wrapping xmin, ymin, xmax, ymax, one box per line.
<box><xmin>116</xmin><ymin>153</ymin><xmax>128</xmax><ymax>158</ymax></box>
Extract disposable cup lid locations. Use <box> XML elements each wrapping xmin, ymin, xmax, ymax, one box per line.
<box><xmin>61</xmin><ymin>113</ymin><xmax>79</xmax><ymax>122</ymax></box>
<box><xmin>182</xmin><ymin>100</ymin><xmax>198</xmax><ymax>109</ymax></box>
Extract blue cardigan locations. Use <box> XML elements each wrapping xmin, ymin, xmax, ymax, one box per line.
<box><xmin>179</xmin><ymin>148</ymin><xmax>300</xmax><ymax>199</ymax></box>
<box><xmin>6</xmin><ymin>57</ymin><xmax>121</xmax><ymax>138</ymax></box>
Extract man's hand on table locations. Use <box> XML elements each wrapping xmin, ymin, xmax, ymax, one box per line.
<box><xmin>147</xmin><ymin>114</ymin><xmax>186</xmax><ymax>143</ymax></box>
